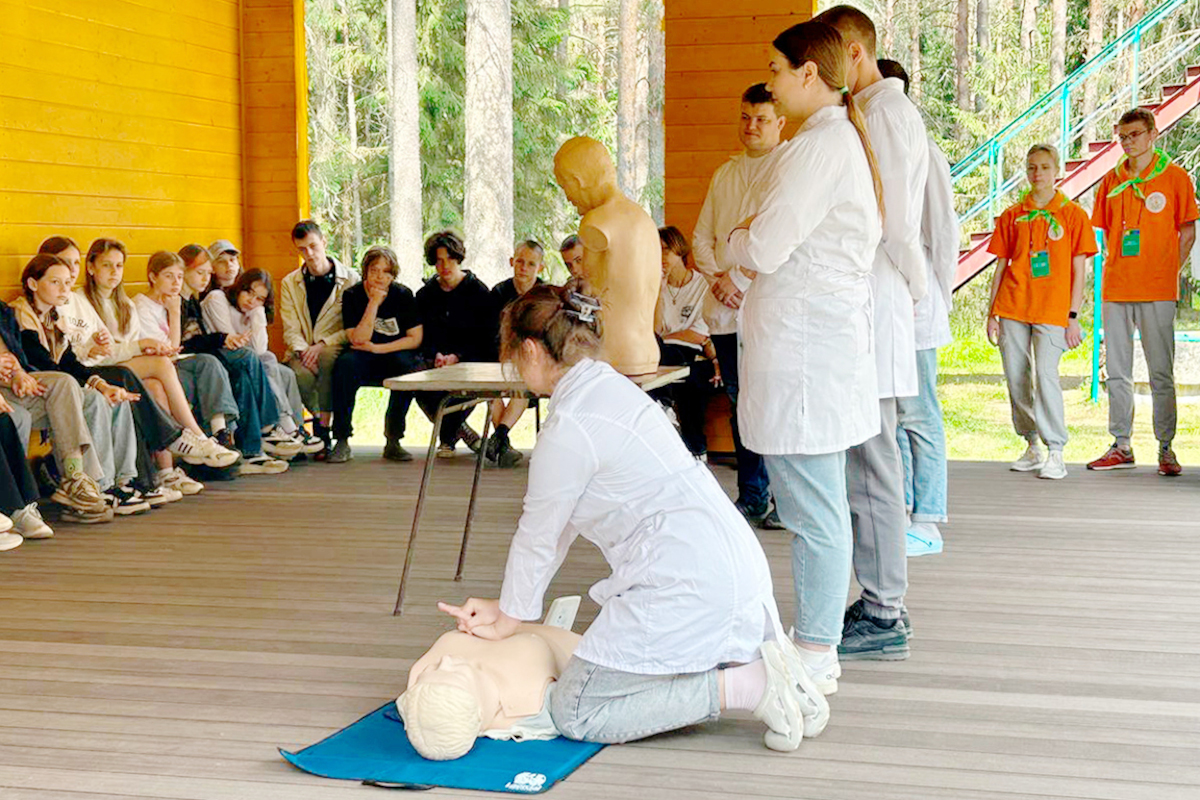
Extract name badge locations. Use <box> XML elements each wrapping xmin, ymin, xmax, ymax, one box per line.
<box><xmin>1121</xmin><ymin>229</ymin><xmax>1141</xmax><ymax>257</ymax></box>
<box><xmin>1030</xmin><ymin>250</ymin><xmax>1050</xmax><ymax>278</ymax></box>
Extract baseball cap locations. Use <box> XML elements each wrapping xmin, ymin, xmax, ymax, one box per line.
<box><xmin>208</xmin><ymin>239</ymin><xmax>240</xmax><ymax>260</ymax></box>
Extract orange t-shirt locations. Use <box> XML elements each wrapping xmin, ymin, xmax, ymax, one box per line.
<box><xmin>1091</xmin><ymin>156</ymin><xmax>1199</xmax><ymax>302</ymax></box>
<box><xmin>988</xmin><ymin>191</ymin><xmax>1097</xmax><ymax>326</ymax></box>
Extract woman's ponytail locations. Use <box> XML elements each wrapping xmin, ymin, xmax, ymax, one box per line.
<box><xmin>844</xmin><ymin>91</ymin><xmax>886</xmax><ymax>223</ymax></box>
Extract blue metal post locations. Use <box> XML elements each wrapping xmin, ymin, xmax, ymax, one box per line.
<box><xmin>1091</xmin><ymin>230</ymin><xmax>1104</xmax><ymax>403</ymax></box>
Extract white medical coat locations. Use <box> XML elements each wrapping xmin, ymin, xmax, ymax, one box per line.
<box><xmin>726</xmin><ymin>105</ymin><xmax>883</xmax><ymax>455</ymax></box>
<box><xmin>914</xmin><ymin>138</ymin><xmax>958</xmax><ymax>351</ymax></box>
<box><xmin>498</xmin><ymin>358</ymin><xmax>779</xmax><ymax>675</ymax></box>
<box><xmin>858</xmin><ymin>77</ymin><xmax>930</xmax><ymax>399</ymax></box>
<box><xmin>692</xmin><ymin>149</ymin><xmax>783</xmax><ymax>335</ymax></box>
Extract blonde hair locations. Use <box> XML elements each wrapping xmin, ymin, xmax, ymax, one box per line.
<box><xmin>396</xmin><ymin>682</ymin><xmax>482</xmax><ymax>761</ymax></box>
<box><xmin>84</xmin><ymin>238</ymin><xmax>134</xmax><ymax>337</ymax></box>
<box><xmin>1026</xmin><ymin>143</ymin><xmax>1060</xmax><ymax>164</ymax></box>
<box><xmin>772</xmin><ymin>20</ymin><xmax>886</xmax><ymax>221</ymax></box>
<box><xmin>147</xmin><ymin>250</ymin><xmax>185</xmax><ymax>281</ymax></box>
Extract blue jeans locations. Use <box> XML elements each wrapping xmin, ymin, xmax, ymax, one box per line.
<box><xmin>895</xmin><ymin>348</ymin><xmax>948</xmax><ymax>524</ymax></box>
<box><xmin>711</xmin><ymin>333</ymin><xmax>770</xmax><ymax>510</ymax></box>
<box><xmin>220</xmin><ymin>347</ymin><xmax>278</xmax><ymax>457</ymax></box>
<box><xmin>549</xmin><ymin>656</ymin><xmax>720</xmax><ymax>744</ymax></box>
<box><xmin>764</xmin><ymin>451</ymin><xmax>851</xmax><ymax>646</ymax></box>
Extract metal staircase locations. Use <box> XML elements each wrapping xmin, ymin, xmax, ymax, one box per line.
<box><xmin>952</xmin><ymin>0</ymin><xmax>1200</xmax><ymax>291</ymax></box>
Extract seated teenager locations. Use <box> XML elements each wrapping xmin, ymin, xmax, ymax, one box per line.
<box><xmin>178</xmin><ymin>245</ymin><xmax>300</xmax><ymax>463</ymax></box>
<box><xmin>559</xmin><ymin>235</ymin><xmax>585</xmax><ymax>283</ymax></box>
<box><xmin>71</xmin><ymin>239</ymin><xmax>239</xmax><ymax>478</ymax></box>
<box><xmin>483</xmin><ymin>240</ymin><xmax>546</xmax><ymax>468</ymax></box>
<box><xmin>0</xmin><ymin>407</ymin><xmax>54</xmax><ymax>549</ymax></box>
<box><xmin>328</xmin><ymin>246</ymin><xmax>423</xmax><ymax>464</ymax></box>
<box><xmin>208</xmin><ymin>240</ymin><xmax>241</xmax><ymax>292</ymax></box>
<box><xmin>415</xmin><ymin>230</ymin><xmax>494</xmax><ymax>458</ymax></box>
<box><xmin>11</xmin><ymin>256</ymin><xmax>208</xmax><ymax>514</ymax></box>
<box><xmin>656</xmin><ymin>226</ymin><xmax>720</xmax><ymax>458</ymax></box>
<box><xmin>137</xmin><ymin>251</ymin><xmax>288</xmax><ymax>476</ymax></box>
<box><xmin>201</xmin><ymin>269</ymin><xmax>322</xmax><ymax>457</ymax></box>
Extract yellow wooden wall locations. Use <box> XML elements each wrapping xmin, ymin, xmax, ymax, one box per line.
<box><xmin>0</xmin><ymin>0</ymin><xmax>306</xmax><ymax>305</ymax></box>
<box><xmin>664</xmin><ymin>0</ymin><xmax>812</xmax><ymax>239</ymax></box>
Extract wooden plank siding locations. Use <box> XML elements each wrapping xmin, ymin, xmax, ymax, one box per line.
<box><xmin>0</xmin><ymin>0</ymin><xmax>306</xmax><ymax>329</ymax></box>
<box><xmin>0</xmin><ymin>453</ymin><xmax>1197</xmax><ymax>799</ymax></box>
<box><xmin>663</xmin><ymin>2</ymin><xmax>811</xmax><ymax>238</ymax></box>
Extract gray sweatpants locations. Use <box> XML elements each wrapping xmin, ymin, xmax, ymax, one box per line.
<box><xmin>2</xmin><ymin>372</ymin><xmax>102</xmax><ymax>482</ymax></box>
<box><xmin>998</xmin><ymin>318</ymin><xmax>1068</xmax><ymax>451</ymax></box>
<box><xmin>1102</xmin><ymin>300</ymin><xmax>1176</xmax><ymax>446</ymax></box>
<box><xmin>848</xmin><ymin>398</ymin><xmax>908</xmax><ymax>620</ymax></box>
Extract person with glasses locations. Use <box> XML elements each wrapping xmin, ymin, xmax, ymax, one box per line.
<box><xmin>1088</xmin><ymin>108</ymin><xmax>1198</xmax><ymax>476</ymax></box>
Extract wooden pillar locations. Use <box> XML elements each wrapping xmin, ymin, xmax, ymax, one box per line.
<box><xmin>240</xmin><ymin>0</ymin><xmax>311</xmax><ymax>349</ymax></box>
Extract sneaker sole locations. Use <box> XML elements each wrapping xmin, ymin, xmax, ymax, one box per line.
<box><xmin>113</xmin><ymin>503</ymin><xmax>152</xmax><ymax>516</ymax></box>
<box><xmin>383</xmin><ymin>453</ymin><xmax>413</xmax><ymax>462</ymax></box>
<box><xmin>17</xmin><ymin>528</ymin><xmax>54</xmax><ymax>540</ymax></box>
<box><xmin>239</xmin><ymin>465</ymin><xmax>288</xmax><ymax>475</ymax></box>
<box><xmin>1086</xmin><ymin>462</ymin><xmax>1136</xmax><ymax>471</ymax></box>
<box><xmin>838</xmin><ymin>643</ymin><xmax>911</xmax><ymax>662</ymax></box>
<box><xmin>1037</xmin><ymin>471</ymin><xmax>1066</xmax><ymax>480</ymax></box>
<box><xmin>1009</xmin><ymin>463</ymin><xmax>1045</xmax><ymax>472</ymax></box>
<box><xmin>1158</xmin><ymin>468</ymin><xmax>1182</xmax><ymax>476</ymax></box>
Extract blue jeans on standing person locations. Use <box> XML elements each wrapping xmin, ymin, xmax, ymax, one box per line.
<box><xmin>763</xmin><ymin>451</ymin><xmax>851</xmax><ymax>646</ymax></box>
<box><xmin>711</xmin><ymin>333</ymin><xmax>770</xmax><ymax>511</ymax></box>
<box><xmin>895</xmin><ymin>348</ymin><xmax>948</xmax><ymax>524</ymax></box>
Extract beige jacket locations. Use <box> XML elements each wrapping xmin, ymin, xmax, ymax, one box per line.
<box><xmin>278</xmin><ymin>257</ymin><xmax>358</xmax><ymax>353</ymax></box>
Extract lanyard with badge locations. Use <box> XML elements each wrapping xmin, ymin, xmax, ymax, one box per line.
<box><xmin>1108</xmin><ymin>149</ymin><xmax>1171</xmax><ymax>257</ymax></box>
<box><xmin>1015</xmin><ymin>205</ymin><xmax>1061</xmax><ymax>278</ymax></box>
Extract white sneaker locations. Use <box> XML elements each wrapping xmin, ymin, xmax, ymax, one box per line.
<box><xmin>11</xmin><ymin>504</ymin><xmax>53</xmax><ymax>539</ymax></box>
<box><xmin>51</xmin><ymin>473</ymin><xmax>108</xmax><ymax>513</ymax></box>
<box><xmin>777</xmin><ymin>637</ymin><xmax>832</xmax><ymax>737</ymax></box>
<box><xmin>262</xmin><ymin>430</ymin><xmax>303</xmax><ymax>458</ymax></box>
<box><xmin>239</xmin><ymin>454</ymin><xmax>289</xmax><ymax>475</ymax></box>
<box><xmin>144</xmin><ymin>485</ymin><xmax>183</xmax><ymax>506</ymax></box>
<box><xmin>794</xmin><ymin>644</ymin><xmax>841</xmax><ymax>696</ymax></box>
<box><xmin>0</xmin><ymin>531</ymin><xmax>22</xmax><ymax>551</ymax></box>
<box><xmin>753</xmin><ymin>640</ymin><xmax>805</xmax><ymax>752</ymax></box>
<box><xmin>293</xmin><ymin>430</ymin><xmax>325</xmax><ymax>454</ymax></box>
<box><xmin>1010</xmin><ymin>443</ymin><xmax>1046</xmax><ymax>472</ymax></box>
<box><xmin>1038</xmin><ymin>450</ymin><xmax>1067</xmax><ymax>480</ymax></box>
<box><xmin>0</xmin><ymin>512</ymin><xmax>10</xmax><ymax>534</ymax></box>
<box><xmin>161</xmin><ymin>467</ymin><xmax>204</xmax><ymax>496</ymax></box>
<box><xmin>169</xmin><ymin>430</ymin><xmax>239</xmax><ymax>468</ymax></box>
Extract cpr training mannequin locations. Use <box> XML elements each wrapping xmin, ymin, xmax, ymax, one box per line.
<box><xmin>553</xmin><ymin>136</ymin><xmax>661</xmax><ymax>376</ymax></box>
<box><xmin>397</xmin><ymin>623</ymin><xmax>582</xmax><ymax>760</ymax></box>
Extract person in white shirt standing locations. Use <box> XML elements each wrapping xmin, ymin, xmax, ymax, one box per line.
<box><xmin>693</xmin><ymin>83</ymin><xmax>786</xmax><ymax>529</ymax></box>
<box><xmin>725</xmin><ymin>19</ymin><xmax>884</xmax><ymax>695</ymax></box>
<box><xmin>879</xmin><ymin>59</ymin><xmax>957</xmax><ymax>558</ymax></box>
<box><xmin>818</xmin><ymin>6</ymin><xmax>928</xmax><ymax>662</ymax></box>
<box><xmin>440</xmin><ymin>284</ymin><xmax>828</xmax><ymax>752</ymax></box>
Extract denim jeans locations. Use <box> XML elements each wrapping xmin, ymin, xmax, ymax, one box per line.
<box><xmin>549</xmin><ymin>656</ymin><xmax>720</xmax><ymax>744</ymax></box>
<box><xmin>895</xmin><ymin>348</ymin><xmax>948</xmax><ymax>523</ymax></box>
<box><xmin>711</xmin><ymin>333</ymin><xmax>770</xmax><ymax>510</ymax></box>
<box><xmin>764</xmin><ymin>450</ymin><xmax>851</xmax><ymax>646</ymax></box>
<box><xmin>175</xmin><ymin>353</ymin><xmax>239</xmax><ymax>434</ymax></box>
<box><xmin>81</xmin><ymin>386</ymin><xmax>138</xmax><ymax>491</ymax></box>
<box><xmin>218</xmin><ymin>347</ymin><xmax>277</xmax><ymax>457</ymax></box>
<box><xmin>260</xmin><ymin>352</ymin><xmax>305</xmax><ymax>428</ymax></box>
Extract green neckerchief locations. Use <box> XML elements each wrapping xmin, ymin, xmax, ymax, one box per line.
<box><xmin>1106</xmin><ymin>149</ymin><xmax>1172</xmax><ymax>200</ymax></box>
<box><xmin>1015</xmin><ymin>190</ymin><xmax>1064</xmax><ymax>236</ymax></box>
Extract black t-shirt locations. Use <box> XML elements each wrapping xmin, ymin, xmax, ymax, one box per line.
<box><xmin>304</xmin><ymin>262</ymin><xmax>337</xmax><ymax>325</ymax></box>
<box><xmin>488</xmin><ymin>277</ymin><xmax>543</xmax><ymax>360</ymax></box>
<box><xmin>341</xmin><ymin>282</ymin><xmax>420</xmax><ymax>345</ymax></box>
<box><xmin>414</xmin><ymin>271</ymin><xmax>494</xmax><ymax>362</ymax></box>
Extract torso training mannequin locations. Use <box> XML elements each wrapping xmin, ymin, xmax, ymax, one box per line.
<box><xmin>553</xmin><ymin>136</ymin><xmax>661</xmax><ymax>376</ymax></box>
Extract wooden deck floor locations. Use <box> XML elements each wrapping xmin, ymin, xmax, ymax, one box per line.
<box><xmin>1</xmin><ymin>452</ymin><xmax>1198</xmax><ymax>800</ymax></box>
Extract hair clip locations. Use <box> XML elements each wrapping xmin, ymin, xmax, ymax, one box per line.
<box><xmin>565</xmin><ymin>291</ymin><xmax>601</xmax><ymax>323</ymax></box>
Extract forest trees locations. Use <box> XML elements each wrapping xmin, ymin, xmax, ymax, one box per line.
<box><xmin>305</xmin><ymin>0</ymin><xmax>664</xmax><ymax>281</ymax></box>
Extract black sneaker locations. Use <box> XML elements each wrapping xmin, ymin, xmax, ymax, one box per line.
<box><xmin>735</xmin><ymin>499</ymin><xmax>770</xmax><ymax>526</ymax></box>
<box><xmin>838</xmin><ymin>600</ymin><xmax>910</xmax><ymax>661</ymax></box>
<box><xmin>760</xmin><ymin>508</ymin><xmax>786</xmax><ymax>530</ymax></box>
<box><xmin>382</xmin><ymin>440</ymin><xmax>413</xmax><ymax>462</ymax></box>
<box><xmin>106</xmin><ymin>484</ymin><xmax>151</xmax><ymax>516</ymax></box>
<box><xmin>459</xmin><ymin>424</ymin><xmax>483</xmax><ymax>454</ymax></box>
<box><xmin>327</xmin><ymin>440</ymin><xmax>352</xmax><ymax>464</ymax></box>
<box><xmin>900</xmin><ymin>605</ymin><xmax>913</xmax><ymax>640</ymax></box>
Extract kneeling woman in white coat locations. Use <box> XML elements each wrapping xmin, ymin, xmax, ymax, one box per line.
<box><xmin>724</xmin><ymin>21</ymin><xmax>884</xmax><ymax>693</ymax></box>
<box><xmin>440</xmin><ymin>284</ymin><xmax>827</xmax><ymax>752</ymax></box>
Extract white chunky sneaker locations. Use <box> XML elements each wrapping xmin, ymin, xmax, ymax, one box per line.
<box><xmin>0</xmin><ymin>512</ymin><xmax>10</xmax><ymax>534</ymax></box>
<box><xmin>169</xmin><ymin>430</ymin><xmax>239</xmax><ymax>468</ymax></box>
<box><xmin>239</xmin><ymin>454</ymin><xmax>289</xmax><ymax>475</ymax></box>
<box><xmin>11</xmin><ymin>504</ymin><xmax>53</xmax><ymax>539</ymax></box>
<box><xmin>754</xmin><ymin>640</ymin><xmax>805</xmax><ymax>752</ymax></box>
<box><xmin>144</xmin><ymin>485</ymin><xmax>183</xmax><ymax>506</ymax></box>
<box><xmin>1038</xmin><ymin>450</ymin><xmax>1067</xmax><ymax>480</ymax></box>
<box><xmin>51</xmin><ymin>473</ymin><xmax>108</xmax><ymax>513</ymax></box>
<box><xmin>1010</xmin><ymin>443</ymin><xmax>1046</xmax><ymax>472</ymax></box>
<box><xmin>0</xmin><ymin>531</ymin><xmax>22</xmax><ymax>552</ymax></box>
<box><xmin>777</xmin><ymin>638</ymin><xmax>832</xmax><ymax>738</ymax></box>
<box><xmin>794</xmin><ymin>644</ymin><xmax>841</xmax><ymax>696</ymax></box>
<box><xmin>161</xmin><ymin>467</ymin><xmax>204</xmax><ymax>496</ymax></box>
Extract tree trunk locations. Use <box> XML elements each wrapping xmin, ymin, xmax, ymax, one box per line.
<box><xmin>1050</xmin><ymin>0</ymin><xmax>1067</xmax><ymax>87</ymax></box>
<box><xmin>882</xmin><ymin>0</ymin><xmax>896</xmax><ymax>54</ymax></box>
<box><xmin>647</xmin><ymin>0</ymin><xmax>665</xmax><ymax>224</ymax></box>
<box><xmin>1018</xmin><ymin>0</ymin><xmax>1038</xmax><ymax>106</ymax></box>
<box><xmin>955</xmin><ymin>0</ymin><xmax>971</xmax><ymax>110</ymax></box>
<box><xmin>464</xmin><ymin>0</ymin><xmax>514</xmax><ymax>286</ymax></box>
<box><xmin>616</xmin><ymin>0</ymin><xmax>638</xmax><ymax>196</ymax></box>
<box><xmin>908</xmin><ymin>0</ymin><xmax>921</xmax><ymax>100</ymax></box>
<box><xmin>975</xmin><ymin>0</ymin><xmax>989</xmax><ymax>113</ymax></box>
<box><xmin>1082</xmin><ymin>0</ymin><xmax>1107</xmax><ymax>145</ymax></box>
<box><xmin>390</xmin><ymin>0</ymin><xmax>423</xmax><ymax>287</ymax></box>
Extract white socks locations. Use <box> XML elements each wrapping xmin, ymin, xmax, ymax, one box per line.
<box><xmin>722</xmin><ymin>659</ymin><xmax>767</xmax><ymax>711</ymax></box>
<box><xmin>210</xmin><ymin>414</ymin><xmax>227</xmax><ymax>434</ymax></box>
<box><xmin>277</xmin><ymin>417</ymin><xmax>298</xmax><ymax>434</ymax></box>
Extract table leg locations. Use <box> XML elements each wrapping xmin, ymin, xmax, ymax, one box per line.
<box><xmin>455</xmin><ymin>406</ymin><xmax>492</xmax><ymax>581</ymax></box>
<box><xmin>393</xmin><ymin>395</ymin><xmax>450</xmax><ymax>615</ymax></box>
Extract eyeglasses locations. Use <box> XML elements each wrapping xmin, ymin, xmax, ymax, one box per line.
<box><xmin>1117</xmin><ymin>129</ymin><xmax>1151</xmax><ymax>143</ymax></box>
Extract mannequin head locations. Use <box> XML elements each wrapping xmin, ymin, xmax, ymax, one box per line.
<box><xmin>553</xmin><ymin>137</ymin><xmax>619</xmax><ymax>215</ymax></box>
<box><xmin>397</xmin><ymin>656</ymin><xmax>488</xmax><ymax>760</ymax></box>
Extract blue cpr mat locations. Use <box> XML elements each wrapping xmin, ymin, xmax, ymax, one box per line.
<box><xmin>280</xmin><ymin>702</ymin><xmax>604</xmax><ymax>794</ymax></box>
